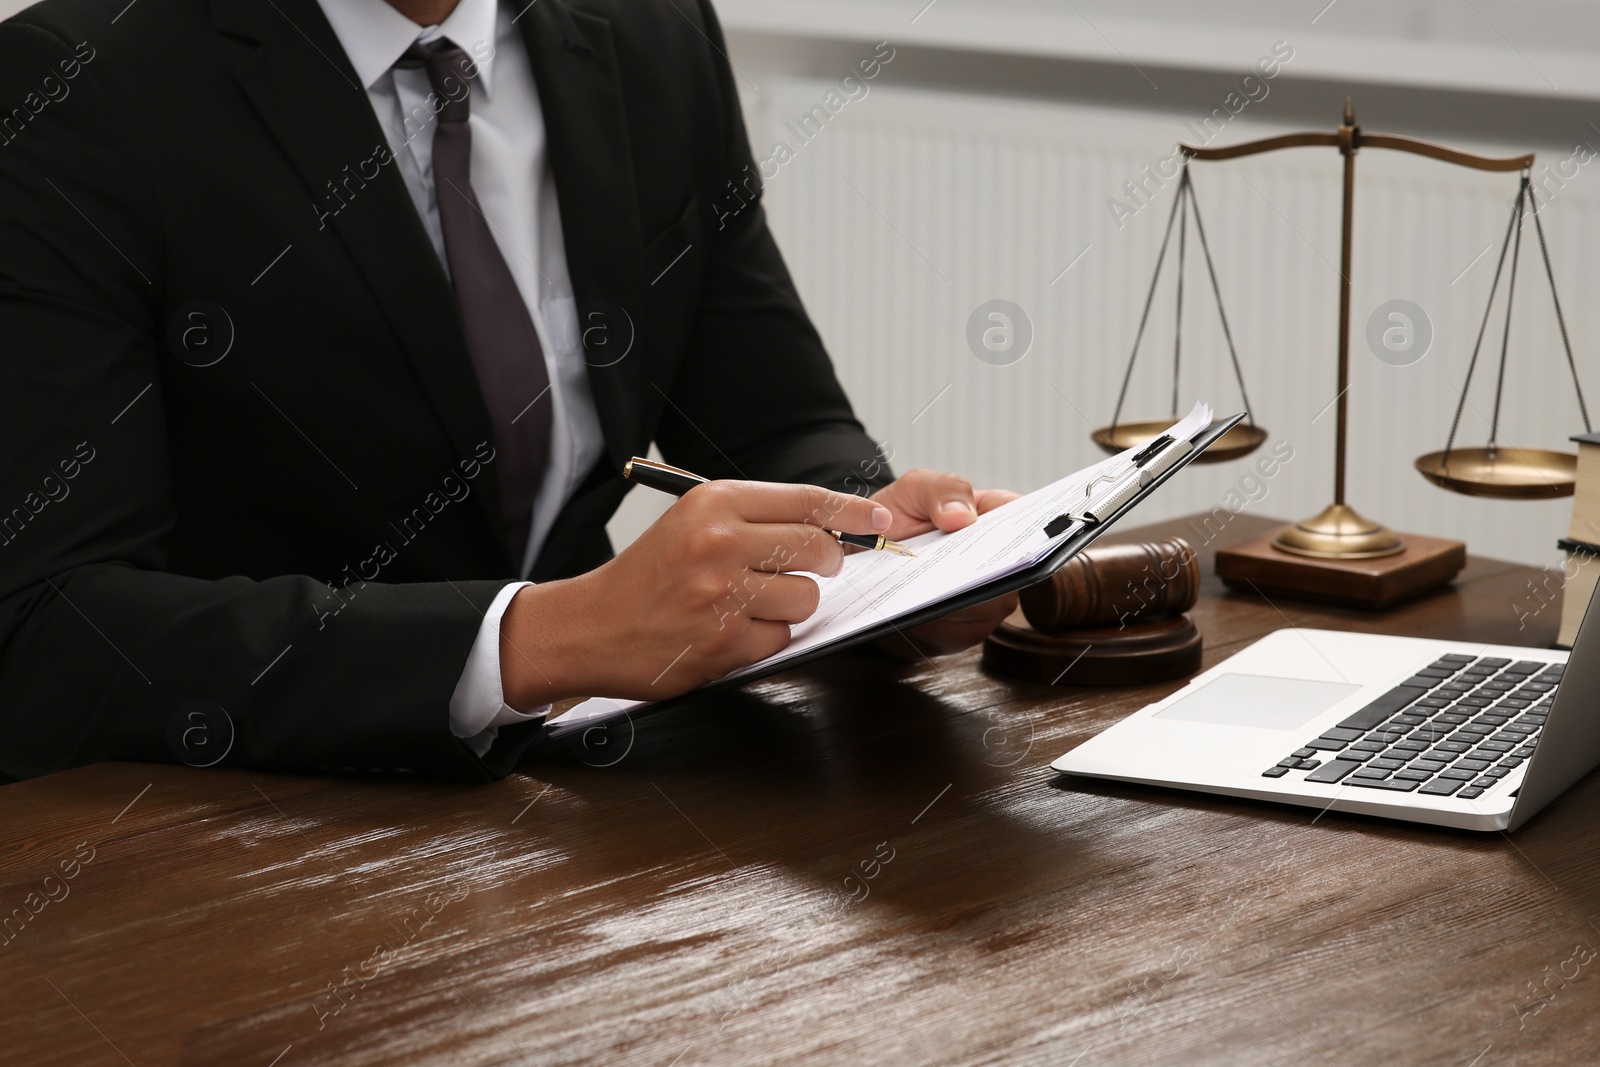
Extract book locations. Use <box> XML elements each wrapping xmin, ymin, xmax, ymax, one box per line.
<box><xmin>1566</xmin><ymin>431</ymin><xmax>1600</xmax><ymax>545</ymax></box>
<box><xmin>1559</xmin><ymin>430</ymin><xmax>1600</xmax><ymax>648</ymax></box>
<box><xmin>1556</xmin><ymin>536</ymin><xmax>1600</xmax><ymax>649</ymax></box>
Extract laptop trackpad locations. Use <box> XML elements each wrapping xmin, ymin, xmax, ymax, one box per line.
<box><xmin>1153</xmin><ymin>674</ymin><xmax>1361</xmax><ymax>730</ymax></box>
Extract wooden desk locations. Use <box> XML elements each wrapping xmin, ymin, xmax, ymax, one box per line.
<box><xmin>4</xmin><ymin>515</ymin><xmax>1598</xmax><ymax>1066</ymax></box>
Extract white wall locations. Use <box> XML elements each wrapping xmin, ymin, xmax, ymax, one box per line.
<box><xmin>741</xmin><ymin>75</ymin><xmax>1600</xmax><ymax>569</ymax></box>
<box><xmin>698</xmin><ymin>0</ymin><xmax>1600</xmax><ymax>568</ymax></box>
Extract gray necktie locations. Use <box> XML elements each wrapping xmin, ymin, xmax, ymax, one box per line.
<box><xmin>398</xmin><ymin>39</ymin><xmax>550</xmax><ymax>564</ymax></box>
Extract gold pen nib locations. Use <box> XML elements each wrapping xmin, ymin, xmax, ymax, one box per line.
<box><xmin>882</xmin><ymin>538</ymin><xmax>915</xmax><ymax>557</ymax></box>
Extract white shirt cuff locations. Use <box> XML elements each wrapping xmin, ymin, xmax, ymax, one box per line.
<box><xmin>449</xmin><ymin>581</ymin><xmax>551</xmax><ymax>756</ymax></box>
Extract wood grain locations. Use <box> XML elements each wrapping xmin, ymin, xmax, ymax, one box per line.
<box><xmin>1</xmin><ymin>514</ymin><xmax>1596</xmax><ymax>1067</ymax></box>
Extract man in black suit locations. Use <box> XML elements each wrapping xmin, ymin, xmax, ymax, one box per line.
<box><xmin>0</xmin><ymin>0</ymin><xmax>1015</xmax><ymax>782</ymax></box>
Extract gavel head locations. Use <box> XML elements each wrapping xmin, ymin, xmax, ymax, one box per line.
<box><xmin>1019</xmin><ymin>538</ymin><xmax>1199</xmax><ymax>633</ymax></box>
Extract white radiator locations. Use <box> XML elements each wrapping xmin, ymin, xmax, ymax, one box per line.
<box><xmin>751</xmin><ymin>77</ymin><xmax>1600</xmax><ymax>574</ymax></box>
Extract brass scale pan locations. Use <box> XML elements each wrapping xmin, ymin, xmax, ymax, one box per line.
<box><xmin>1414</xmin><ymin>448</ymin><xmax>1576</xmax><ymax>500</ymax></box>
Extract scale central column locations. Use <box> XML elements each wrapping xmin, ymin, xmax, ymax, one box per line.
<box><xmin>1271</xmin><ymin>102</ymin><xmax>1405</xmax><ymax>561</ymax></box>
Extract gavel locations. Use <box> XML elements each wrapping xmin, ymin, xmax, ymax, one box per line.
<box><xmin>1019</xmin><ymin>537</ymin><xmax>1199</xmax><ymax>633</ymax></box>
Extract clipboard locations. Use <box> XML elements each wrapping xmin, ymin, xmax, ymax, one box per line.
<box><xmin>545</xmin><ymin>412</ymin><xmax>1247</xmax><ymax>740</ymax></box>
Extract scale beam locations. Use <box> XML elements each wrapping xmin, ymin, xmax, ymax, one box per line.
<box><xmin>1358</xmin><ymin>134</ymin><xmax>1532</xmax><ymax>173</ymax></box>
<box><xmin>1179</xmin><ymin>131</ymin><xmax>1531</xmax><ymax>172</ymax></box>
<box><xmin>1180</xmin><ymin>132</ymin><xmax>1339</xmax><ymax>160</ymax></box>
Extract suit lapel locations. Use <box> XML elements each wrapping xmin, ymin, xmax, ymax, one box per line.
<box><xmin>211</xmin><ymin>0</ymin><xmax>510</xmax><ymax>561</ymax></box>
<box><xmin>517</xmin><ymin>0</ymin><xmax>645</xmax><ymax>473</ymax></box>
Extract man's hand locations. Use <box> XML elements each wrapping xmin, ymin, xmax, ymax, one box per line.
<box><xmin>499</xmin><ymin>481</ymin><xmax>894</xmax><ymax>707</ymax></box>
<box><xmin>870</xmin><ymin>468</ymin><xmax>1021</xmax><ymax>657</ymax></box>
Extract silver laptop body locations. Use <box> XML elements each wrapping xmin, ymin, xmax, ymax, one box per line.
<box><xmin>1052</xmin><ymin>579</ymin><xmax>1600</xmax><ymax>832</ymax></box>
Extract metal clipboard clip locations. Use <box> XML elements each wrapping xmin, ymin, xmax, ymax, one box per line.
<box><xmin>1042</xmin><ymin>434</ymin><xmax>1196</xmax><ymax>536</ymax></box>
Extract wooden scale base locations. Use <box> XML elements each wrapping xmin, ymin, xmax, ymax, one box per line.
<box><xmin>1215</xmin><ymin>526</ymin><xmax>1466</xmax><ymax>610</ymax></box>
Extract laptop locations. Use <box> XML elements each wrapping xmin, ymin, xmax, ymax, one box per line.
<box><xmin>1051</xmin><ymin>579</ymin><xmax>1600</xmax><ymax>832</ymax></box>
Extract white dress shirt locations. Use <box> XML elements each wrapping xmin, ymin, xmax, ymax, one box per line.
<box><xmin>316</xmin><ymin>0</ymin><xmax>607</xmax><ymax>751</ymax></box>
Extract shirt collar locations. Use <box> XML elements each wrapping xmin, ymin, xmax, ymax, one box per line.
<box><xmin>316</xmin><ymin>0</ymin><xmax>501</xmax><ymax>97</ymax></box>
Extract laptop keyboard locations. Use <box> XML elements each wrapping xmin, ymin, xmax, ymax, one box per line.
<box><xmin>1261</xmin><ymin>655</ymin><xmax>1561</xmax><ymax>800</ymax></box>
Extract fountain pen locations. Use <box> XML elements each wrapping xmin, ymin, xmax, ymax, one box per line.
<box><xmin>622</xmin><ymin>457</ymin><xmax>915</xmax><ymax>557</ymax></box>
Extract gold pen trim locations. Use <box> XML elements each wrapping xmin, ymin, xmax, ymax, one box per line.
<box><xmin>830</xmin><ymin>530</ymin><xmax>916</xmax><ymax>557</ymax></box>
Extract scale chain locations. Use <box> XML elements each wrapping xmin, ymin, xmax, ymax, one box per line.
<box><xmin>1527</xmin><ymin>186</ymin><xmax>1592</xmax><ymax>434</ymax></box>
<box><xmin>1441</xmin><ymin>178</ymin><xmax>1522</xmax><ymax>466</ymax></box>
<box><xmin>1185</xmin><ymin>170</ymin><xmax>1256</xmax><ymax>428</ymax></box>
<box><xmin>1487</xmin><ymin>179</ymin><xmax>1529</xmax><ymax>452</ymax></box>
<box><xmin>1109</xmin><ymin>167</ymin><xmax>1189</xmax><ymax>434</ymax></box>
<box><xmin>1172</xmin><ymin>174</ymin><xmax>1188</xmax><ymax>419</ymax></box>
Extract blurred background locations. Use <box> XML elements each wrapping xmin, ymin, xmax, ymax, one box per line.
<box><xmin>7</xmin><ymin>0</ymin><xmax>1595</xmax><ymax>568</ymax></box>
<box><xmin>676</xmin><ymin>0</ymin><xmax>1600</xmax><ymax>569</ymax></box>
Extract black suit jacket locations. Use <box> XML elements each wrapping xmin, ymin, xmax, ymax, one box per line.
<box><xmin>0</xmin><ymin>0</ymin><xmax>890</xmax><ymax>781</ymax></box>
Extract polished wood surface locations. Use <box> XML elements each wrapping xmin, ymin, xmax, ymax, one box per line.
<box><xmin>4</xmin><ymin>514</ymin><xmax>1598</xmax><ymax>1067</ymax></box>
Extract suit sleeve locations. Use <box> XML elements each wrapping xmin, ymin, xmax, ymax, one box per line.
<box><xmin>651</xmin><ymin>0</ymin><xmax>896</xmax><ymax>500</ymax></box>
<box><xmin>0</xmin><ymin>22</ymin><xmax>540</xmax><ymax>782</ymax></box>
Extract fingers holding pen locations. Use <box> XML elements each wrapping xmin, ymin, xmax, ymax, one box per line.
<box><xmin>685</xmin><ymin>480</ymin><xmax>892</xmax><ymax>535</ymax></box>
<box><xmin>679</xmin><ymin>481</ymin><xmax>896</xmax><ymax>577</ymax></box>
